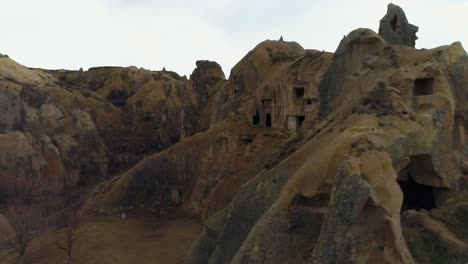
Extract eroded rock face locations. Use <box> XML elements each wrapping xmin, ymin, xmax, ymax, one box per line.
<box><xmin>379</xmin><ymin>3</ymin><xmax>419</xmax><ymax>47</ymax></box>
<box><xmin>0</xmin><ymin>61</ymin><xmax>109</xmax><ymax>198</ymax></box>
<box><xmin>1</xmin><ymin>4</ymin><xmax>468</xmax><ymax>264</ymax></box>
<box><xmin>47</xmin><ymin>64</ymin><xmax>218</xmax><ymax>173</ymax></box>
<box><xmin>88</xmin><ymin>39</ymin><xmax>334</xmax><ymax>218</ymax></box>
<box><xmin>319</xmin><ymin>29</ymin><xmax>386</xmax><ymax>118</ymax></box>
<box><xmin>182</xmin><ymin>32</ymin><xmax>467</xmax><ymax>264</ymax></box>
<box><xmin>190</xmin><ymin>60</ymin><xmax>225</xmax><ymax>105</ymax></box>
<box><xmin>0</xmin><ymin>90</ymin><xmax>26</xmax><ymax>131</ymax></box>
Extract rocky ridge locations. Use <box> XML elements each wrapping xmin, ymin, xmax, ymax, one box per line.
<box><xmin>0</xmin><ymin>3</ymin><xmax>468</xmax><ymax>264</ymax></box>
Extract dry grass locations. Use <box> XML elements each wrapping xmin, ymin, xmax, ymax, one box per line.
<box><xmin>0</xmin><ymin>209</ymin><xmax>201</xmax><ymax>264</ymax></box>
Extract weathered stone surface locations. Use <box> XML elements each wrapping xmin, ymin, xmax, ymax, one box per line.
<box><xmin>319</xmin><ymin>28</ymin><xmax>386</xmax><ymax>118</ymax></box>
<box><xmin>1</xmin><ymin>4</ymin><xmax>468</xmax><ymax>263</ymax></box>
<box><xmin>190</xmin><ymin>60</ymin><xmax>225</xmax><ymax>105</ymax></box>
<box><xmin>181</xmin><ymin>32</ymin><xmax>468</xmax><ymax>264</ymax></box>
<box><xmin>0</xmin><ymin>90</ymin><xmax>26</xmax><ymax>131</ymax></box>
<box><xmin>379</xmin><ymin>3</ymin><xmax>418</xmax><ymax>47</ymax></box>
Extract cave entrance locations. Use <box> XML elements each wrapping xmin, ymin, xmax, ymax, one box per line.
<box><xmin>252</xmin><ymin>110</ymin><xmax>260</xmax><ymax>126</ymax></box>
<box><xmin>298</xmin><ymin>116</ymin><xmax>305</xmax><ymax>127</ymax></box>
<box><xmin>287</xmin><ymin>115</ymin><xmax>306</xmax><ymax>131</ymax></box>
<box><xmin>143</xmin><ymin>112</ymin><xmax>153</xmax><ymax>122</ymax></box>
<box><xmin>265</xmin><ymin>113</ymin><xmax>272</xmax><ymax>127</ymax></box>
<box><xmin>294</xmin><ymin>87</ymin><xmax>305</xmax><ymax>99</ymax></box>
<box><xmin>414</xmin><ymin>78</ymin><xmax>434</xmax><ymax>96</ymax></box>
<box><xmin>397</xmin><ymin>177</ymin><xmax>436</xmax><ymax>211</ymax></box>
<box><xmin>396</xmin><ymin>155</ymin><xmax>440</xmax><ymax>212</ymax></box>
<box><xmin>107</xmin><ymin>90</ymin><xmax>128</xmax><ymax>107</ymax></box>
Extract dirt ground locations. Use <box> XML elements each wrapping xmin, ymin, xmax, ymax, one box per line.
<box><xmin>0</xmin><ymin>209</ymin><xmax>202</xmax><ymax>264</ymax></box>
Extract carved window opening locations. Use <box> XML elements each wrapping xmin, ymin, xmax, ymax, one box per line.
<box><xmin>298</xmin><ymin>116</ymin><xmax>305</xmax><ymax>127</ymax></box>
<box><xmin>252</xmin><ymin>110</ymin><xmax>260</xmax><ymax>125</ymax></box>
<box><xmin>143</xmin><ymin>112</ymin><xmax>153</xmax><ymax>122</ymax></box>
<box><xmin>266</xmin><ymin>113</ymin><xmax>272</xmax><ymax>127</ymax></box>
<box><xmin>414</xmin><ymin>78</ymin><xmax>434</xmax><ymax>96</ymax></box>
<box><xmin>294</xmin><ymin>87</ymin><xmax>305</xmax><ymax>99</ymax></box>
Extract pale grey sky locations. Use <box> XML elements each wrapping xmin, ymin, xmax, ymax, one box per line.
<box><xmin>1</xmin><ymin>0</ymin><xmax>467</xmax><ymax>76</ymax></box>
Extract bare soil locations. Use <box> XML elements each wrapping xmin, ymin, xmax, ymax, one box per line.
<box><xmin>0</xmin><ymin>209</ymin><xmax>202</xmax><ymax>264</ymax></box>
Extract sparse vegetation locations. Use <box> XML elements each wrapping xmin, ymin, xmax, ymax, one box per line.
<box><xmin>0</xmin><ymin>204</ymin><xmax>43</xmax><ymax>264</ymax></box>
<box><xmin>51</xmin><ymin>207</ymin><xmax>81</xmax><ymax>264</ymax></box>
<box><xmin>0</xmin><ymin>172</ymin><xmax>48</xmax><ymax>263</ymax></box>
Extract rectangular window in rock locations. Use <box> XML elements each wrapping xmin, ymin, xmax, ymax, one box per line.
<box><xmin>414</xmin><ymin>78</ymin><xmax>434</xmax><ymax>96</ymax></box>
<box><xmin>294</xmin><ymin>87</ymin><xmax>305</xmax><ymax>99</ymax></box>
<box><xmin>143</xmin><ymin>112</ymin><xmax>153</xmax><ymax>122</ymax></box>
<box><xmin>265</xmin><ymin>113</ymin><xmax>272</xmax><ymax>127</ymax></box>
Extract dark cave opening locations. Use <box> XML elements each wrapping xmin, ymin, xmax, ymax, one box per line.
<box><xmin>265</xmin><ymin>113</ymin><xmax>272</xmax><ymax>127</ymax></box>
<box><xmin>294</xmin><ymin>87</ymin><xmax>305</xmax><ymax>99</ymax></box>
<box><xmin>253</xmin><ymin>110</ymin><xmax>260</xmax><ymax>125</ymax></box>
<box><xmin>398</xmin><ymin>177</ymin><xmax>436</xmax><ymax>212</ymax></box>
<box><xmin>390</xmin><ymin>15</ymin><xmax>398</xmax><ymax>31</ymax></box>
<box><xmin>107</xmin><ymin>90</ymin><xmax>128</xmax><ymax>107</ymax></box>
<box><xmin>242</xmin><ymin>137</ymin><xmax>253</xmax><ymax>144</ymax></box>
<box><xmin>298</xmin><ymin>115</ymin><xmax>305</xmax><ymax>127</ymax></box>
<box><xmin>143</xmin><ymin>112</ymin><xmax>153</xmax><ymax>122</ymax></box>
<box><xmin>414</xmin><ymin>78</ymin><xmax>434</xmax><ymax>96</ymax></box>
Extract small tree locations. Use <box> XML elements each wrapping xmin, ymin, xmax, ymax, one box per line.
<box><xmin>48</xmin><ymin>186</ymin><xmax>84</xmax><ymax>264</ymax></box>
<box><xmin>52</xmin><ymin>207</ymin><xmax>80</xmax><ymax>264</ymax></box>
<box><xmin>0</xmin><ymin>204</ymin><xmax>42</xmax><ymax>264</ymax></box>
<box><xmin>0</xmin><ymin>171</ymin><xmax>47</xmax><ymax>263</ymax></box>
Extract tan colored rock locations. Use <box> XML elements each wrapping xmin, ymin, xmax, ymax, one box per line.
<box><xmin>0</xmin><ymin>89</ymin><xmax>25</xmax><ymax>131</ymax></box>
<box><xmin>2</xmin><ymin>4</ymin><xmax>468</xmax><ymax>263</ymax></box>
<box><xmin>184</xmin><ymin>32</ymin><xmax>468</xmax><ymax>264</ymax></box>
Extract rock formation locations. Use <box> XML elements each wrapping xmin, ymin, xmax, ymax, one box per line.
<box><xmin>379</xmin><ymin>3</ymin><xmax>419</xmax><ymax>47</ymax></box>
<box><xmin>1</xmin><ymin>3</ymin><xmax>468</xmax><ymax>264</ymax></box>
<box><xmin>0</xmin><ymin>60</ymin><xmax>109</xmax><ymax>195</ymax></box>
<box><xmin>190</xmin><ymin>60</ymin><xmax>225</xmax><ymax>105</ymax></box>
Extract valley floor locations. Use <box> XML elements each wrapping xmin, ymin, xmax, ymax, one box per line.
<box><xmin>0</xmin><ymin>209</ymin><xmax>202</xmax><ymax>264</ymax></box>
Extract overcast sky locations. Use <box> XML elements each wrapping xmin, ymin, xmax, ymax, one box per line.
<box><xmin>1</xmin><ymin>0</ymin><xmax>467</xmax><ymax>76</ymax></box>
